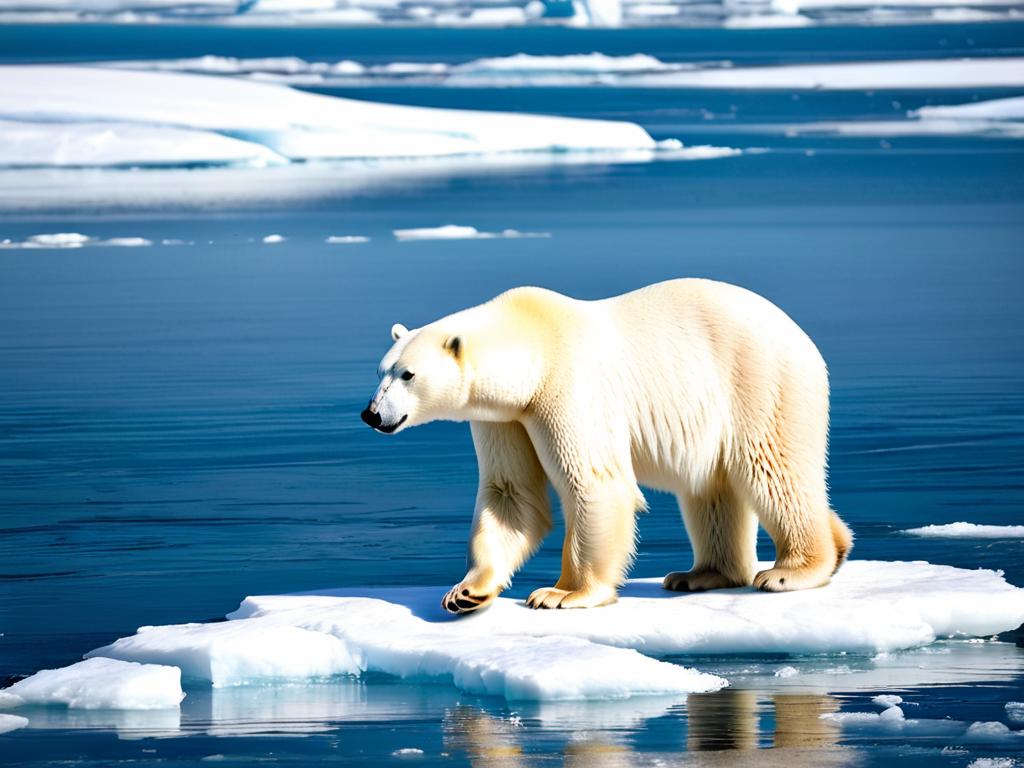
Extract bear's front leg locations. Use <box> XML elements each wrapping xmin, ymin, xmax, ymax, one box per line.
<box><xmin>443</xmin><ymin>422</ymin><xmax>552</xmax><ymax>615</ymax></box>
<box><xmin>526</xmin><ymin>474</ymin><xmax>644</xmax><ymax>610</ymax></box>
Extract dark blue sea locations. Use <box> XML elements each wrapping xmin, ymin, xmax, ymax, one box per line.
<box><xmin>0</xmin><ymin>20</ymin><xmax>1023</xmax><ymax>767</ymax></box>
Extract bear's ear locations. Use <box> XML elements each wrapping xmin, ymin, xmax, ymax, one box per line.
<box><xmin>391</xmin><ymin>323</ymin><xmax>409</xmax><ymax>341</ymax></box>
<box><xmin>444</xmin><ymin>336</ymin><xmax>462</xmax><ymax>359</ymax></box>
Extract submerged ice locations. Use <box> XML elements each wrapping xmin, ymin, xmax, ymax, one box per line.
<box><xmin>62</xmin><ymin>560</ymin><xmax>1024</xmax><ymax>704</ymax></box>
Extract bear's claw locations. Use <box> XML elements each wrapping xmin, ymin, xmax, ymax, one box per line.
<box><xmin>662</xmin><ymin>569</ymin><xmax>739</xmax><ymax>593</ymax></box>
<box><xmin>441</xmin><ymin>585</ymin><xmax>495</xmax><ymax>614</ymax></box>
<box><xmin>525</xmin><ymin>586</ymin><xmax>617</xmax><ymax>610</ymax></box>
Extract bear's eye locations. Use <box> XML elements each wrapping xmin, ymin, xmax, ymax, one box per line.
<box><xmin>401</xmin><ymin>370</ymin><xmax>415</xmax><ymax>381</ymax></box>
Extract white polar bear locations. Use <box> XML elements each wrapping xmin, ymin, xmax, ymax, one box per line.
<box><xmin>362</xmin><ymin>278</ymin><xmax>852</xmax><ymax>613</ymax></box>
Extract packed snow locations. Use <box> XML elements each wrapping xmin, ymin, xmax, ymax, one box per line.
<box><xmin>903</xmin><ymin>522</ymin><xmax>1024</xmax><ymax>538</ymax></box>
<box><xmin>103</xmin><ymin>54</ymin><xmax>1024</xmax><ymax>90</ymax></box>
<box><xmin>0</xmin><ymin>714</ymin><xmax>29</xmax><ymax>734</ymax></box>
<box><xmin>73</xmin><ymin>560</ymin><xmax>1024</xmax><ymax>703</ymax></box>
<box><xmin>86</xmin><ymin>622</ymin><xmax>361</xmax><ymax>688</ymax></box>
<box><xmin>393</xmin><ymin>225</ymin><xmax>550</xmax><ymax>241</ymax></box>
<box><xmin>0</xmin><ymin>658</ymin><xmax>184</xmax><ymax>710</ymax></box>
<box><xmin>0</xmin><ymin>66</ymin><xmax>680</xmax><ymax>170</ymax></box>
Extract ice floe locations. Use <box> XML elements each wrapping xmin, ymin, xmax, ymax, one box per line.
<box><xmin>1008</xmin><ymin>702</ymin><xmax>1024</xmax><ymax>722</ymax></box>
<box><xmin>1</xmin><ymin>658</ymin><xmax>184</xmax><ymax>711</ymax></box>
<box><xmin>104</xmin><ymin>54</ymin><xmax>1024</xmax><ymax>90</ymax></box>
<box><xmin>393</xmin><ymin>225</ymin><xmax>551</xmax><ymax>241</ymax></box>
<box><xmin>86</xmin><ymin>621</ymin><xmax>361</xmax><ymax>688</ymax></box>
<box><xmin>904</xmin><ymin>522</ymin><xmax>1024</xmax><ymax>538</ymax></box>
<box><xmin>0</xmin><ymin>65</ymin><xmax>676</xmax><ymax>170</ymax></box>
<box><xmin>72</xmin><ymin>560</ymin><xmax>1024</xmax><ymax>704</ymax></box>
<box><xmin>787</xmin><ymin>96</ymin><xmax>1024</xmax><ymax>140</ymax></box>
<box><xmin>325</xmin><ymin>235</ymin><xmax>369</xmax><ymax>244</ymax></box>
<box><xmin>261</xmin><ymin>234</ymin><xmax>286</xmax><ymax>244</ymax></box>
<box><xmin>0</xmin><ymin>714</ymin><xmax>29</xmax><ymax>734</ymax></box>
<box><xmin>823</xmin><ymin>696</ymin><xmax>1024</xmax><ymax>743</ymax></box>
<box><xmin>0</xmin><ymin>233</ymin><xmax>153</xmax><ymax>249</ymax></box>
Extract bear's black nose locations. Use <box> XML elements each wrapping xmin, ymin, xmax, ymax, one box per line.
<box><xmin>361</xmin><ymin>408</ymin><xmax>382</xmax><ymax>429</ymax></box>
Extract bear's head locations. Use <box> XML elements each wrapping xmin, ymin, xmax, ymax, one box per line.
<box><xmin>361</xmin><ymin>308</ymin><xmax>543</xmax><ymax>434</ymax></box>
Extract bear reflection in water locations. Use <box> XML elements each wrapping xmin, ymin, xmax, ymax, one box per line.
<box><xmin>443</xmin><ymin>691</ymin><xmax>848</xmax><ymax>767</ymax></box>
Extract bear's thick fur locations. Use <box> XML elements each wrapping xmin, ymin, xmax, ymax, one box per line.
<box><xmin>363</xmin><ymin>279</ymin><xmax>852</xmax><ymax>613</ymax></box>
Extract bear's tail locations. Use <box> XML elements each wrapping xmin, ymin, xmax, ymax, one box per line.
<box><xmin>830</xmin><ymin>510</ymin><xmax>853</xmax><ymax>574</ymax></box>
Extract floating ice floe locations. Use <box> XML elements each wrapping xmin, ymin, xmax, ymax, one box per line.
<box><xmin>0</xmin><ymin>658</ymin><xmax>184</xmax><ymax>711</ymax></box>
<box><xmin>785</xmin><ymin>96</ymin><xmax>1024</xmax><ymax>140</ymax></box>
<box><xmin>261</xmin><ymin>234</ymin><xmax>286</xmax><ymax>244</ymax></box>
<box><xmin>824</xmin><ymin>696</ymin><xmax>1024</xmax><ymax>743</ymax></box>
<box><xmin>0</xmin><ymin>233</ymin><xmax>153</xmax><ymax>249</ymax></box>
<box><xmin>393</xmin><ymin>225</ymin><xmax>551</xmax><ymax>241</ymax></box>
<box><xmin>903</xmin><ymin>522</ymin><xmax>1024</xmax><ymax>538</ymax></box>
<box><xmin>78</xmin><ymin>560</ymin><xmax>1024</xmax><ymax>703</ymax></box>
<box><xmin>0</xmin><ymin>65</ymin><xmax>683</xmax><ymax>170</ymax></box>
<box><xmin>1008</xmin><ymin>702</ymin><xmax>1024</xmax><ymax>722</ymax></box>
<box><xmin>325</xmin><ymin>235</ymin><xmax>369</xmax><ymax>244</ymax></box>
<box><xmin>103</xmin><ymin>54</ymin><xmax>1024</xmax><ymax>90</ymax></box>
<box><xmin>0</xmin><ymin>714</ymin><xmax>29</xmax><ymax>734</ymax></box>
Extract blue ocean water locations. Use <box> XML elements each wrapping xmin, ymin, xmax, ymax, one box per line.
<box><xmin>1</xmin><ymin>20</ymin><xmax>1023</xmax><ymax>767</ymax></box>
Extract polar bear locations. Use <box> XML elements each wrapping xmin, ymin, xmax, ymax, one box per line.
<box><xmin>361</xmin><ymin>279</ymin><xmax>852</xmax><ymax>613</ymax></box>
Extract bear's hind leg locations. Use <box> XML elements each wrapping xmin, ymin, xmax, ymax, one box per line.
<box><xmin>663</xmin><ymin>482</ymin><xmax>757</xmax><ymax>593</ymax></box>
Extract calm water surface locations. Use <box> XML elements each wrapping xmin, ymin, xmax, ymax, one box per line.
<box><xmin>1</xmin><ymin>21</ymin><xmax>1023</xmax><ymax>768</ymax></box>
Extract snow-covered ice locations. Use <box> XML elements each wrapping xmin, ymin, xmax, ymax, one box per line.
<box><xmin>74</xmin><ymin>560</ymin><xmax>1024</xmax><ymax>703</ymax></box>
<box><xmin>0</xmin><ymin>66</ymin><xmax>672</xmax><ymax>169</ymax></box>
<box><xmin>872</xmin><ymin>694</ymin><xmax>903</xmax><ymax>708</ymax></box>
<box><xmin>0</xmin><ymin>714</ymin><xmax>29</xmax><ymax>734</ymax></box>
<box><xmin>261</xmin><ymin>234</ymin><xmax>286</xmax><ymax>244</ymax></box>
<box><xmin>904</xmin><ymin>522</ymin><xmax>1024</xmax><ymax>538</ymax></box>
<box><xmin>393</xmin><ymin>225</ymin><xmax>550</xmax><ymax>241</ymax></box>
<box><xmin>1</xmin><ymin>658</ymin><xmax>184</xmax><ymax>710</ymax></box>
<box><xmin>86</xmin><ymin>621</ymin><xmax>361</xmax><ymax>688</ymax></box>
<box><xmin>1008</xmin><ymin>702</ymin><xmax>1024</xmax><ymax>722</ymax></box>
<box><xmin>325</xmin><ymin>235</ymin><xmax>369</xmax><ymax>244</ymax></box>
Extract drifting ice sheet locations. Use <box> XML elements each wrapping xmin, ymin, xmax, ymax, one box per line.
<box><xmin>83</xmin><ymin>561</ymin><xmax>1024</xmax><ymax>702</ymax></box>
<box><xmin>0</xmin><ymin>65</ymin><xmax>665</xmax><ymax>168</ymax></box>
<box><xmin>1</xmin><ymin>658</ymin><xmax>184</xmax><ymax>710</ymax></box>
<box><xmin>903</xmin><ymin>522</ymin><xmax>1024</xmax><ymax>538</ymax></box>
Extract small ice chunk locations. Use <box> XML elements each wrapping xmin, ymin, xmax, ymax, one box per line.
<box><xmin>5</xmin><ymin>658</ymin><xmax>183</xmax><ymax>710</ymax></box>
<box><xmin>968</xmin><ymin>759</ymin><xmax>1018</xmax><ymax>768</ymax></box>
<box><xmin>392</xmin><ymin>747</ymin><xmax>425</xmax><ymax>756</ymax></box>
<box><xmin>0</xmin><ymin>714</ymin><xmax>28</xmax><ymax>734</ymax></box>
<box><xmin>964</xmin><ymin>721</ymin><xmax>1017</xmax><ymax>742</ymax></box>
<box><xmin>29</xmin><ymin>232</ymin><xmax>90</xmax><ymax>248</ymax></box>
<box><xmin>262</xmin><ymin>234</ymin><xmax>286</xmax><ymax>244</ymax></box>
<box><xmin>1006</xmin><ymin>702</ymin><xmax>1024</xmax><ymax>722</ymax></box>
<box><xmin>98</xmin><ymin>237</ymin><xmax>153</xmax><ymax>247</ymax></box>
<box><xmin>393</xmin><ymin>225</ymin><xmax>549</xmax><ymax>241</ymax></box>
<box><xmin>873</xmin><ymin>694</ymin><xmax>903</xmax><ymax>708</ymax></box>
<box><xmin>903</xmin><ymin>523</ymin><xmax>1024</xmax><ymax>538</ymax></box>
<box><xmin>0</xmin><ymin>691</ymin><xmax>24</xmax><ymax>708</ymax></box>
<box><xmin>325</xmin><ymin>235</ymin><xmax>369</xmax><ymax>244</ymax></box>
<box><xmin>774</xmin><ymin>665</ymin><xmax>799</xmax><ymax>678</ymax></box>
